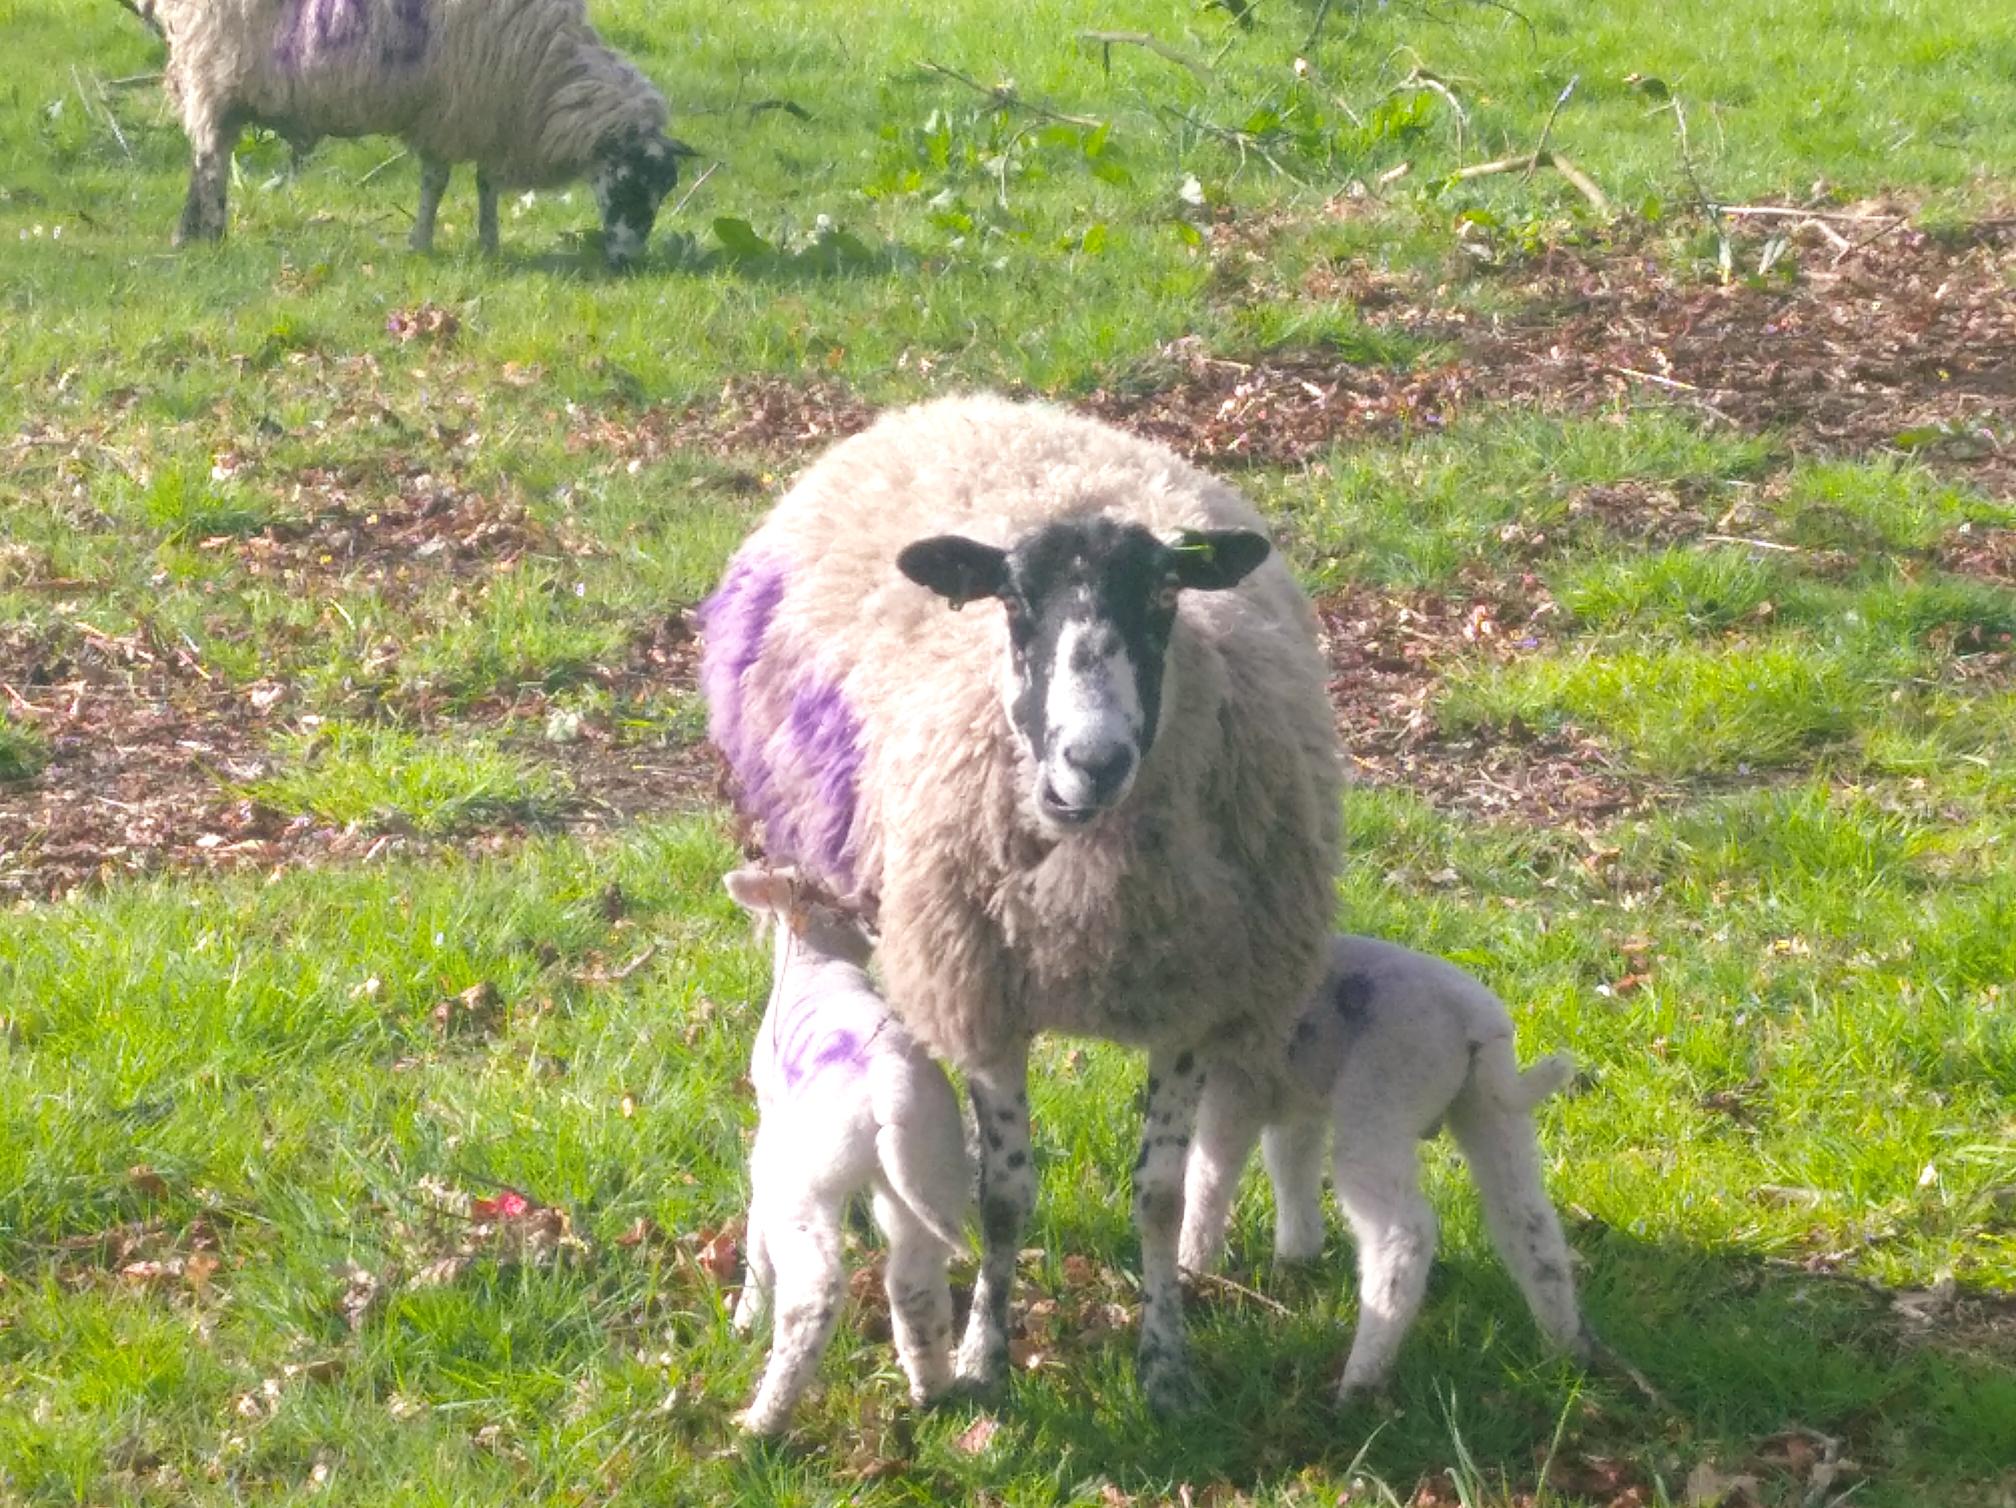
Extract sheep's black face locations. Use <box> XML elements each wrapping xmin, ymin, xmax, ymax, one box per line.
<box><xmin>898</xmin><ymin>518</ymin><xmax>1270</xmax><ymax>832</ymax></box>
<box><xmin>591</xmin><ymin>129</ymin><xmax>686</xmax><ymax>267</ymax></box>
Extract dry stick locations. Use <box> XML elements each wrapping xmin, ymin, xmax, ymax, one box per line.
<box><xmin>1389</xmin><ymin>69</ymin><xmax>1468</xmax><ymax>157</ymax></box>
<box><xmin>1546</xmin><ymin>152</ymin><xmax>1609</xmax><ymax>215</ymax></box>
<box><xmin>746</xmin><ymin>98</ymin><xmax>813</xmax><ymax>121</ymax></box>
<box><xmin>1163</xmin><ymin>104</ymin><xmax>1302</xmax><ymax>182</ymax></box>
<box><xmin>668</xmin><ymin>160</ymin><xmax>719</xmax><ymax>218</ymax></box>
<box><xmin>355</xmin><ymin>149</ymin><xmax>409</xmax><ymax>187</ymax></box>
<box><xmin>919</xmin><ymin>59</ymin><xmax>1104</xmax><ymax>130</ymax></box>
<box><xmin>1831</xmin><ymin>212</ymin><xmax>1913</xmax><ymax>265</ymax></box>
<box><xmin>105</xmin><ymin>71</ymin><xmax>162</xmax><ymax>88</ymax></box>
<box><xmin>1190</xmin><ymin>1270</ymin><xmax>1293</xmax><ymax>1316</ymax></box>
<box><xmin>1713</xmin><ymin>204</ymin><xmax>1894</xmax><ymax>224</ymax></box>
<box><xmin>1079</xmin><ymin>29</ymin><xmax>1212</xmax><ymax>83</ymax></box>
<box><xmin>1450</xmin><ymin>151</ymin><xmax>1609</xmax><ymax>214</ymax></box>
<box><xmin>1525</xmin><ymin>72</ymin><xmax>1577</xmax><ymax>180</ymax></box>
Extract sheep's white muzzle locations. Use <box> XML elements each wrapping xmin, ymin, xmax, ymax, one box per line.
<box><xmin>1037</xmin><ymin>622</ymin><xmax>1144</xmax><ymax>825</ymax></box>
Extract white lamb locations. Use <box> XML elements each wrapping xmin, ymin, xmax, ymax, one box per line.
<box><xmin>1179</xmin><ymin>936</ymin><xmax>1593</xmax><ymax>1403</ymax></box>
<box><xmin>722</xmin><ymin>865</ymin><xmax>970</xmax><ymax>1437</ymax></box>
<box><xmin>133</xmin><ymin>0</ymin><xmax>687</xmax><ymax>264</ymax></box>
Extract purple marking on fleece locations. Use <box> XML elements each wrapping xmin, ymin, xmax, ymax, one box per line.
<box><xmin>697</xmin><ymin>554</ymin><xmax>864</xmax><ymax>891</ymax></box>
<box><xmin>274</xmin><ymin>0</ymin><xmax>429</xmax><ymax>72</ymax></box>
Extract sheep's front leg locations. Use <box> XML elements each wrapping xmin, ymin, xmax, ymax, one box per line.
<box><xmin>954</xmin><ymin>1053</ymin><xmax>1032</xmax><ymax>1392</ymax></box>
<box><xmin>409</xmin><ymin>154</ymin><xmax>451</xmax><ymax>252</ymax></box>
<box><xmin>476</xmin><ymin>170</ymin><xmax>500</xmax><ymax>255</ymax></box>
<box><xmin>1137</xmin><ymin>1046</ymin><xmax>1209</xmax><ymax>1414</ymax></box>
<box><xmin>174</xmin><ymin>108</ymin><xmax>238</xmax><ymax>245</ymax></box>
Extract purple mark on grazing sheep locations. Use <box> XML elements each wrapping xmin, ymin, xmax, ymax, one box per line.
<box><xmin>698</xmin><ymin>556</ymin><xmax>864</xmax><ymax>891</ymax></box>
<box><xmin>273</xmin><ymin>0</ymin><xmax>430</xmax><ymax>72</ymax></box>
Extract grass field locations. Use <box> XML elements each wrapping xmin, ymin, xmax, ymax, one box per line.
<box><xmin>3</xmin><ymin>0</ymin><xmax>2015</xmax><ymax>1502</ymax></box>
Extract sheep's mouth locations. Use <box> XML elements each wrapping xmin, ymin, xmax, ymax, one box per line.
<box><xmin>1037</xmin><ymin>778</ymin><xmax>1103</xmax><ymax>827</ymax></box>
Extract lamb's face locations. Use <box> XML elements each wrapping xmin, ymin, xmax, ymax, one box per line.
<box><xmin>590</xmin><ymin>129</ymin><xmax>686</xmax><ymax>268</ymax></box>
<box><xmin>898</xmin><ymin>518</ymin><xmax>1270</xmax><ymax>833</ymax></box>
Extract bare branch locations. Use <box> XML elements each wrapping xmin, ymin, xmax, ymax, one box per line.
<box><xmin>919</xmin><ymin>59</ymin><xmax>1105</xmax><ymax>131</ymax></box>
<box><xmin>1079</xmin><ymin>29</ymin><xmax>1212</xmax><ymax>83</ymax></box>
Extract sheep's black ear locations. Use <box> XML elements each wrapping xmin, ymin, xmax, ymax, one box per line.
<box><xmin>897</xmin><ymin>535</ymin><xmax>1010</xmax><ymax>608</ymax></box>
<box><xmin>1169</xmin><ymin>529</ymin><xmax>1270</xmax><ymax>590</ymax></box>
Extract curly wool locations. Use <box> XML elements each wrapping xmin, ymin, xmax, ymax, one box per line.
<box><xmin>147</xmin><ymin>0</ymin><xmax>667</xmax><ymax>186</ymax></box>
<box><xmin>702</xmin><ymin>395</ymin><xmax>1343</xmax><ymax>1069</ymax></box>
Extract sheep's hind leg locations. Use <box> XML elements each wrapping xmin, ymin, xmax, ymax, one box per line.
<box><xmin>1262</xmin><ymin>1115</ymin><xmax>1329</xmax><ymax>1263</ymax></box>
<box><xmin>476</xmin><ymin>170</ymin><xmax>500</xmax><ymax>255</ymax></box>
<box><xmin>873</xmin><ymin>1183</ymin><xmax>956</xmax><ymax>1407</ymax></box>
<box><xmin>1136</xmin><ymin>1046</ymin><xmax>1209</xmax><ymax>1415</ymax></box>
<box><xmin>1178</xmin><ymin>1069</ymin><xmax>1265</xmax><ymax>1274</ymax></box>
<box><xmin>174</xmin><ymin>108</ymin><xmax>238</xmax><ymax>245</ymax></box>
<box><xmin>737</xmin><ymin>1198</ymin><xmax>844</xmax><ymax>1437</ymax></box>
<box><xmin>953</xmin><ymin>1054</ymin><xmax>1033</xmax><ymax>1394</ymax></box>
<box><xmin>1330</xmin><ymin>1132</ymin><xmax>1436</xmax><ymax>1405</ymax></box>
<box><xmin>409</xmin><ymin>155</ymin><xmax>450</xmax><ymax>252</ymax></box>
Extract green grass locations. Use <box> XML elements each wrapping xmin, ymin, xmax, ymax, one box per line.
<box><xmin>5</xmin><ymin>0</ymin><xmax>2016</xmax><ymax>1502</ymax></box>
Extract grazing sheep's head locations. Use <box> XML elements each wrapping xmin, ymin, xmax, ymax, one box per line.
<box><xmin>590</xmin><ymin>128</ymin><xmax>689</xmax><ymax>267</ymax></box>
<box><xmin>898</xmin><ymin>517</ymin><xmax>1269</xmax><ymax>832</ymax></box>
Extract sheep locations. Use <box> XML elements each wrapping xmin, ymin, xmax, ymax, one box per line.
<box><xmin>132</xmin><ymin>0</ymin><xmax>687</xmax><ymax>264</ymax></box>
<box><xmin>699</xmin><ymin>394</ymin><xmax>1342</xmax><ymax>1414</ymax></box>
<box><xmin>722</xmin><ymin>865</ymin><xmax>970</xmax><ymax>1437</ymax></box>
<box><xmin>1178</xmin><ymin>935</ymin><xmax>1594</xmax><ymax>1403</ymax></box>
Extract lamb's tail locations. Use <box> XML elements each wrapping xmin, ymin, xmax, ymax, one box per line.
<box><xmin>1510</xmin><ymin>1049</ymin><xmax>1576</xmax><ymax>1112</ymax></box>
<box><xmin>874</xmin><ymin>1121</ymin><xmax>970</xmax><ymax>1256</ymax></box>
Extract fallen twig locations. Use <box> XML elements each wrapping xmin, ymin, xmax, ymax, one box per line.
<box><xmin>1450</xmin><ymin>150</ymin><xmax>1609</xmax><ymax>214</ymax></box>
<box><xmin>1546</xmin><ymin>152</ymin><xmax>1610</xmax><ymax>215</ymax></box>
<box><xmin>105</xmin><ymin>71</ymin><xmax>162</xmax><ymax>88</ymax></box>
<box><xmin>1526</xmin><ymin>72</ymin><xmax>1576</xmax><ymax>178</ymax></box>
<box><xmin>920</xmin><ymin>59</ymin><xmax>1104</xmax><ymax>130</ymax></box>
<box><xmin>1701</xmin><ymin>533</ymin><xmax>1804</xmax><ymax>554</ymax></box>
<box><xmin>1080</xmin><ymin>28</ymin><xmax>1212</xmax><ymax>83</ymax></box>
<box><xmin>746</xmin><ymin>98</ymin><xmax>813</xmax><ymax>121</ymax></box>
<box><xmin>1189</xmin><ymin>1270</ymin><xmax>1292</xmax><ymax>1316</ymax></box>
<box><xmin>669</xmin><ymin>160</ymin><xmax>719</xmax><ymax>218</ymax></box>
<box><xmin>1388</xmin><ymin>68</ymin><xmax>1468</xmax><ymax>157</ymax></box>
<box><xmin>355</xmin><ymin>149</ymin><xmax>409</xmax><ymax>187</ymax></box>
<box><xmin>1831</xmin><ymin>213</ymin><xmax>1913</xmax><ymax>264</ymax></box>
<box><xmin>1163</xmin><ymin>104</ymin><xmax>1302</xmax><ymax>182</ymax></box>
<box><xmin>1712</xmin><ymin>204</ymin><xmax>1894</xmax><ymax>224</ymax></box>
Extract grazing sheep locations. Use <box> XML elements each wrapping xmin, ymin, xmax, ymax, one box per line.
<box><xmin>700</xmin><ymin>395</ymin><xmax>1342</xmax><ymax>1414</ymax></box>
<box><xmin>724</xmin><ymin>866</ymin><xmax>969</xmax><ymax>1437</ymax></box>
<box><xmin>1179</xmin><ymin>936</ymin><xmax>1593</xmax><ymax>1403</ymax></box>
<box><xmin>133</xmin><ymin>0</ymin><xmax>687</xmax><ymax>263</ymax></box>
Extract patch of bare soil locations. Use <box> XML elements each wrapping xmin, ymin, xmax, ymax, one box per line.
<box><xmin>1317</xmin><ymin>574</ymin><xmax>1661</xmax><ymax>828</ymax></box>
<box><xmin>0</xmin><ymin>610</ymin><xmax>717</xmax><ymax>904</ymax></box>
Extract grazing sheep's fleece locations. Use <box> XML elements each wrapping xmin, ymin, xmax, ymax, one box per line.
<box><xmin>1179</xmin><ymin>935</ymin><xmax>1593</xmax><ymax>1402</ymax></box>
<box><xmin>700</xmin><ymin>394</ymin><xmax>1342</xmax><ymax>1413</ymax></box>
<box><xmin>723</xmin><ymin>866</ymin><xmax>969</xmax><ymax>1438</ymax></box>
<box><xmin>140</xmin><ymin>0</ymin><xmax>683</xmax><ymax>259</ymax></box>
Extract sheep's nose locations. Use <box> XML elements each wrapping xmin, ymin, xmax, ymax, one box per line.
<box><xmin>1061</xmin><ymin>739</ymin><xmax>1136</xmax><ymax>803</ymax></box>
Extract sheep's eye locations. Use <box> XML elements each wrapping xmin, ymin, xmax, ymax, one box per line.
<box><xmin>1001</xmin><ymin>597</ymin><xmax>1025</xmax><ymax>621</ymax></box>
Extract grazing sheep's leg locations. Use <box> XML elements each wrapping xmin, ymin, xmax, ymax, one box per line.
<box><xmin>954</xmin><ymin>1055</ymin><xmax>1033</xmax><ymax>1392</ymax></box>
<box><xmin>409</xmin><ymin>155</ymin><xmax>451</xmax><ymax>253</ymax></box>
<box><xmin>738</xmin><ymin>1195</ymin><xmax>844</xmax><ymax>1436</ymax></box>
<box><xmin>1135</xmin><ymin>1046</ymin><xmax>1208</xmax><ymax>1415</ymax></box>
<box><xmin>872</xmin><ymin>1184</ymin><xmax>956</xmax><ymax>1406</ymax></box>
<box><xmin>1178</xmin><ymin>1071</ymin><xmax>1265</xmax><ymax>1274</ymax></box>
<box><xmin>1445</xmin><ymin>1076</ymin><xmax>1592</xmax><ymax>1362</ymax></box>
<box><xmin>731</xmin><ymin>1207</ymin><xmax>772</xmax><ymax>1335</ymax></box>
<box><xmin>1329</xmin><ymin>1132</ymin><xmax>1436</xmax><ymax>1404</ymax></box>
<box><xmin>174</xmin><ymin>108</ymin><xmax>237</xmax><ymax>246</ymax></box>
<box><xmin>476</xmin><ymin>170</ymin><xmax>500</xmax><ymax>255</ymax></box>
<box><xmin>1262</xmin><ymin>1116</ymin><xmax>1330</xmax><ymax>1263</ymax></box>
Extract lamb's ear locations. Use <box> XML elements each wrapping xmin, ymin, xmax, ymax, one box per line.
<box><xmin>1169</xmin><ymin>529</ymin><xmax>1271</xmax><ymax>591</ymax></box>
<box><xmin>897</xmin><ymin>535</ymin><xmax>1009</xmax><ymax>608</ymax></box>
<box><xmin>723</xmin><ymin>867</ymin><xmax>788</xmax><ymax>914</ymax></box>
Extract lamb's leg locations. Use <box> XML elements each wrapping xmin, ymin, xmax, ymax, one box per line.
<box><xmin>174</xmin><ymin>107</ymin><xmax>237</xmax><ymax>246</ymax></box>
<box><xmin>1135</xmin><ymin>1045</ymin><xmax>1209</xmax><ymax>1415</ymax></box>
<box><xmin>1445</xmin><ymin>1072</ymin><xmax>1592</xmax><ymax>1363</ymax></box>
<box><xmin>737</xmin><ymin>1196</ymin><xmax>844</xmax><ymax>1437</ymax></box>
<box><xmin>953</xmin><ymin>1053</ymin><xmax>1032</xmax><ymax>1392</ymax></box>
<box><xmin>1330</xmin><ymin>1131</ymin><xmax>1436</xmax><ymax>1405</ymax></box>
<box><xmin>1262</xmin><ymin>1115</ymin><xmax>1330</xmax><ymax>1263</ymax></box>
<box><xmin>731</xmin><ymin>1206</ymin><xmax>772</xmax><ymax>1335</ymax></box>
<box><xmin>1178</xmin><ymin>1070</ymin><xmax>1265</xmax><ymax>1274</ymax></box>
<box><xmin>409</xmin><ymin>154</ymin><xmax>450</xmax><ymax>253</ymax></box>
<box><xmin>476</xmin><ymin>170</ymin><xmax>500</xmax><ymax>255</ymax></box>
<box><xmin>873</xmin><ymin>1183</ymin><xmax>956</xmax><ymax>1407</ymax></box>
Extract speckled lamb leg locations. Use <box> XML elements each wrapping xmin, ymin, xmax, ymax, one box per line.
<box><xmin>1136</xmin><ymin>1045</ymin><xmax>1208</xmax><ymax>1414</ymax></box>
<box><xmin>476</xmin><ymin>170</ymin><xmax>499</xmax><ymax>255</ymax></box>
<box><xmin>173</xmin><ymin>108</ymin><xmax>237</xmax><ymax>246</ymax></box>
<box><xmin>953</xmin><ymin>1054</ymin><xmax>1032</xmax><ymax>1392</ymax></box>
<box><xmin>409</xmin><ymin>155</ymin><xmax>450</xmax><ymax>252</ymax></box>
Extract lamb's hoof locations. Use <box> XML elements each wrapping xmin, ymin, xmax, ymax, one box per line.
<box><xmin>1332</xmin><ymin>1378</ymin><xmax>1393</xmax><ymax>1412</ymax></box>
<box><xmin>1140</xmin><ymin>1353</ymin><xmax>1206</xmax><ymax>1417</ymax></box>
<box><xmin>734</xmin><ymin>1402</ymin><xmax>789</xmax><ymax>1438</ymax></box>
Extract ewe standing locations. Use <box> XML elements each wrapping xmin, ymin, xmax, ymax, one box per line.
<box><xmin>700</xmin><ymin>396</ymin><xmax>1342</xmax><ymax>1413</ymax></box>
<box><xmin>137</xmin><ymin>0</ymin><xmax>687</xmax><ymax>263</ymax></box>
